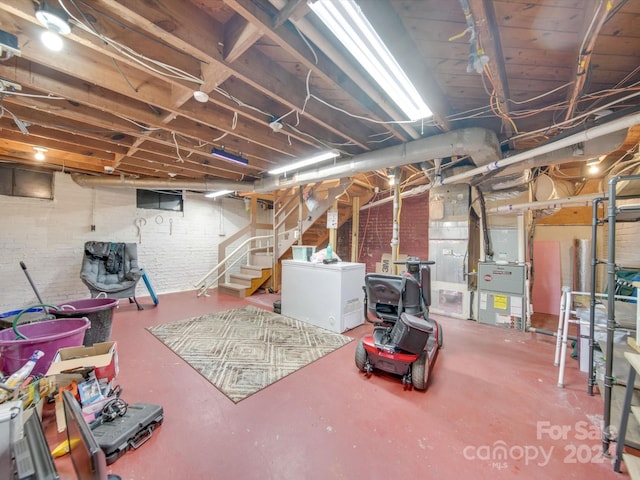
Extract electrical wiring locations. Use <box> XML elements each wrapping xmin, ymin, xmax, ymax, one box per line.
<box><xmin>58</xmin><ymin>0</ymin><xmax>204</xmax><ymax>85</ymax></box>
<box><xmin>212</xmin><ymin>132</ymin><xmax>228</xmax><ymax>142</ymax></box>
<box><xmin>506</xmin><ymin>90</ymin><xmax>640</xmax><ymax>145</ymax></box>
<box><xmin>308</xmin><ymin>91</ymin><xmax>437</xmax><ymax>126</ymax></box>
<box><xmin>293</xmin><ymin>24</ymin><xmax>318</xmax><ymax>66</ymax></box>
<box><xmin>171</xmin><ymin>131</ymin><xmax>185</xmax><ymax>163</ymax></box>
<box><xmin>0</xmin><ymin>90</ymin><xmax>65</xmax><ymax>100</ymax></box>
<box><xmin>111</xmin><ymin>113</ymin><xmax>162</xmax><ymax>131</ymax></box>
<box><xmin>214</xmin><ymin>87</ymin><xmax>272</xmax><ymax>118</ymax></box>
<box><xmin>507</xmin><ymin>82</ymin><xmax>575</xmax><ymax>106</ymax></box>
<box><xmin>0</xmin><ymin>104</ymin><xmax>30</xmax><ymax>134</ymax></box>
<box><xmin>284</xmin><ymin>122</ymin><xmax>355</xmax><ymax>148</ymax></box>
<box><xmin>366</xmin><ymin>133</ymin><xmax>395</xmax><ymax>144</ymax></box>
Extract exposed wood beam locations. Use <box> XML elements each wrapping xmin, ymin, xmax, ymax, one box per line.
<box><xmin>225</xmin><ymin>0</ymin><xmax>415</xmax><ymax>142</ymax></box>
<box><xmin>223</xmin><ymin>13</ymin><xmax>263</xmax><ymax>63</ymax></box>
<box><xmin>93</xmin><ymin>0</ymin><xmax>374</xmax><ymax>149</ymax></box>
<box><xmin>467</xmin><ymin>0</ymin><xmax>513</xmax><ymax>139</ymax></box>
<box><xmin>563</xmin><ymin>0</ymin><xmax>613</xmax><ymax>122</ymax></box>
<box><xmin>273</xmin><ymin>0</ymin><xmax>307</xmax><ymax>28</ymax></box>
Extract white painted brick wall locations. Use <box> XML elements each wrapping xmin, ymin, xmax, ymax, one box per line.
<box><xmin>0</xmin><ymin>172</ymin><xmax>271</xmax><ymax>313</ymax></box>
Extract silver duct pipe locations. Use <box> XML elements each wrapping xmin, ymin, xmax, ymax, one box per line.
<box><xmin>70</xmin><ymin>174</ymin><xmax>249</xmax><ymax>192</ymax></box>
<box><xmin>71</xmin><ymin>112</ymin><xmax>638</xmax><ymax>195</ymax></box>
<box><xmin>253</xmin><ymin>127</ymin><xmax>500</xmax><ymax>192</ymax></box>
<box><xmin>440</xmin><ymin>111</ymin><xmax>640</xmax><ymax>186</ymax></box>
<box><xmin>72</xmin><ymin>127</ymin><xmax>500</xmax><ymax>192</ymax></box>
<box><xmin>361</xmin><ymin>112</ymin><xmax>638</xmax><ymax>210</ymax></box>
<box><xmin>499</xmin><ymin>128</ymin><xmax>628</xmax><ymax>175</ymax></box>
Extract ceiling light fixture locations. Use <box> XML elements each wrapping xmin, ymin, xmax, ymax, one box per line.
<box><xmin>33</xmin><ymin>147</ymin><xmax>47</xmax><ymax>161</ymax></box>
<box><xmin>211</xmin><ymin>148</ymin><xmax>249</xmax><ymax>165</ymax></box>
<box><xmin>308</xmin><ymin>0</ymin><xmax>432</xmax><ymax>121</ymax></box>
<box><xmin>35</xmin><ymin>1</ymin><xmax>70</xmax><ymax>52</ymax></box>
<box><xmin>205</xmin><ymin>190</ymin><xmax>233</xmax><ymax>198</ymax></box>
<box><xmin>268</xmin><ymin>150</ymin><xmax>339</xmax><ymax>175</ymax></box>
<box><xmin>586</xmin><ymin>155</ymin><xmax>605</xmax><ymax>175</ymax></box>
<box><xmin>193</xmin><ymin>90</ymin><xmax>209</xmax><ymax>103</ymax></box>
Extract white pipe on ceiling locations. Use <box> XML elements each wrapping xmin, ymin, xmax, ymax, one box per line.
<box><xmin>486</xmin><ymin>192</ymin><xmax>605</xmax><ymax>214</ymax></box>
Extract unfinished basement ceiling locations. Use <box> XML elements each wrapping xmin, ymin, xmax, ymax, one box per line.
<box><xmin>0</xmin><ymin>0</ymin><xmax>638</xmax><ymax>193</ymax></box>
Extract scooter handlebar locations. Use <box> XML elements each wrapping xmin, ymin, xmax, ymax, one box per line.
<box><xmin>392</xmin><ymin>260</ymin><xmax>435</xmax><ymax>265</ymax></box>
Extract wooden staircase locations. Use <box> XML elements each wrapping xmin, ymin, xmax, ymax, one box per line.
<box><xmin>200</xmin><ymin>179</ymin><xmax>376</xmax><ymax>298</ymax></box>
<box><xmin>218</xmin><ymin>263</ymin><xmax>272</xmax><ymax>298</ymax></box>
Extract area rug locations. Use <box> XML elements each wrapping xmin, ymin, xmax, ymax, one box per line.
<box><xmin>147</xmin><ymin>305</ymin><xmax>353</xmax><ymax>403</ymax></box>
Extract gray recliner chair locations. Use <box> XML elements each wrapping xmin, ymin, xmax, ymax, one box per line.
<box><xmin>80</xmin><ymin>241</ymin><xmax>143</xmax><ymax>309</ymax></box>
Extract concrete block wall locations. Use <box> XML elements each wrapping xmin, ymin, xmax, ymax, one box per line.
<box><xmin>0</xmin><ymin>172</ymin><xmax>271</xmax><ymax>313</ymax></box>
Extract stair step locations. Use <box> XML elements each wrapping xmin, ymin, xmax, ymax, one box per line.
<box><xmin>624</xmin><ymin>453</ymin><xmax>640</xmax><ymax>479</ymax></box>
<box><xmin>217</xmin><ymin>282</ymin><xmax>247</xmax><ymax>298</ymax></box>
<box><xmin>229</xmin><ymin>273</ymin><xmax>256</xmax><ymax>287</ymax></box>
<box><xmin>241</xmin><ymin>264</ymin><xmax>267</xmax><ymax>274</ymax></box>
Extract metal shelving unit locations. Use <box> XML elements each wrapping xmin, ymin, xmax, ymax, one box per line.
<box><xmin>590</xmin><ymin>174</ymin><xmax>640</xmax><ymax>455</ymax></box>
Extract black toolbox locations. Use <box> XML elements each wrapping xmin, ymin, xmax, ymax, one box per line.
<box><xmin>92</xmin><ymin>402</ymin><xmax>164</xmax><ymax>465</ymax></box>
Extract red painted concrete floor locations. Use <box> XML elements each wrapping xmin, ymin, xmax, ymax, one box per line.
<box><xmin>44</xmin><ymin>291</ymin><xmax>625</xmax><ymax>479</ymax></box>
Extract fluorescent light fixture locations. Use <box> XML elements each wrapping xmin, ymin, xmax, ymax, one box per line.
<box><xmin>308</xmin><ymin>0</ymin><xmax>432</xmax><ymax>121</ymax></box>
<box><xmin>268</xmin><ymin>150</ymin><xmax>339</xmax><ymax>175</ymax></box>
<box><xmin>205</xmin><ymin>190</ymin><xmax>233</xmax><ymax>198</ymax></box>
<box><xmin>211</xmin><ymin>148</ymin><xmax>248</xmax><ymax>165</ymax></box>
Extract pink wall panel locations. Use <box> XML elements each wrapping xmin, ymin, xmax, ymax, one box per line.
<box><xmin>531</xmin><ymin>240</ymin><xmax>562</xmax><ymax>315</ymax></box>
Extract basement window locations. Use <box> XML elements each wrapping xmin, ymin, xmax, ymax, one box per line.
<box><xmin>136</xmin><ymin>189</ymin><xmax>183</xmax><ymax>212</ymax></box>
<box><xmin>0</xmin><ymin>165</ymin><xmax>54</xmax><ymax>200</ymax></box>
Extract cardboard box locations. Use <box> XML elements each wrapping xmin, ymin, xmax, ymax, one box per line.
<box><xmin>376</xmin><ymin>253</ymin><xmax>409</xmax><ymax>274</ymax></box>
<box><xmin>45</xmin><ymin>342</ymin><xmax>118</xmax><ymax>385</ymax></box>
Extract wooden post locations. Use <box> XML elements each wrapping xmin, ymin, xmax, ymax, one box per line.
<box><xmin>351</xmin><ymin>196</ymin><xmax>360</xmax><ymax>262</ymax></box>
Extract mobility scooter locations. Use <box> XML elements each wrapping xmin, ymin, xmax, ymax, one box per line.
<box><xmin>355</xmin><ymin>258</ymin><xmax>442</xmax><ymax>390</ymax></box>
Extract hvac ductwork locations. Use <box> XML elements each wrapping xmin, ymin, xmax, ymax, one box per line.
<box><xmin>71</xmin><ymin>111</ymin><xmax>640</xmax><ymax>195</ymax></box>
<box><xmin>72</xmin><ymin>127</ymin><xmax>501</xmax><ymax>193</ymax></box>
<box><xmin>70</xmin><ymin>175</ymin><xmax>249</xmax><ymax>192</ymax></box>
<box><xmin>253</xmin><ymin>127</ymin><xmax>500</xmax><ymax>192</ymax></box>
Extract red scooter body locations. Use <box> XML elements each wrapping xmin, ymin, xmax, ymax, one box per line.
<box><xmin>355</xmin><ymin>259</ymin><xmax>442</xmax><ymax>390</ymax></box>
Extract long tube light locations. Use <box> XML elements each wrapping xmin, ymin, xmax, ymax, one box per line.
<box><xmin>268</xmin><ymin>150</ymin><xmax>339</xmax><ymax>175</ymax></box>
<box><xmin>211</xmin><ymin>148</ymin><xmax>249</xmax><ymax>165</ymax></box>
<box><xmin>308</xmin><ymin>0</ymin><xmax>432</xmax><ymax>121</ymax></box>
<box><xmin>205</xmin><ymin>190</ymin><xmax>233</xmax><ymax>198</ymax></box>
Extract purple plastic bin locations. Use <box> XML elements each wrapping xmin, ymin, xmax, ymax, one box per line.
<box><xmin>54</xmin><ymin>298</ymin><xmax>118</xmax><ymax>346</ymax></box>
<box><xmin>0</xmin><ymin>317</ymin><xmax>90</xmax><ymax>376</ymax></box>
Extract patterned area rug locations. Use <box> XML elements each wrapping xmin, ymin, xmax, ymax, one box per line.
<box><xmin>147</xmin><ymin>305</ymin><xmax>353</xmax><ymax>403</ymax></box>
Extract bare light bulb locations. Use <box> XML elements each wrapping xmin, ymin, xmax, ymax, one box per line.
<box><xmin>41</xmin><ymin>30</ymin><xmax>63</xmax><ymax>51</ymax></box>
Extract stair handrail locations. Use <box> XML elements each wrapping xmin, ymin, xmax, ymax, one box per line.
<box><xmin>194</xmin><ymin>229</ymin><xmax>297</xmax><ymax>296</ymax></box>
<box><xmin>194</xmin><ymin>234</ymin><xmax>272</xmax><ymax>291</ymax></box>
<box><xmin>196</xmin><ymin>244</ymin><xmax>272</xmax><ymax>296</ymax></box>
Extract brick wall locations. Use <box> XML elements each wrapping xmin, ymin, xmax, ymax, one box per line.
<box><xmin>0</xmin><ymin>172</ymin><xmax>270</xmax><ymax>313</ymax></box>
<box><xmin>338</xmin><ymin>192</ymin><xmax>429</xmax><ymax>273</ymax></box>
